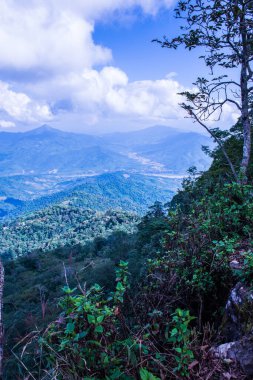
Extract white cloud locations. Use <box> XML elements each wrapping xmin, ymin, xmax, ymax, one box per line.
<box><xmin>0</xmin><ymin>3</ymin><xmax>111</xmax><ymax>72</ymax></box>
<box><xmin>0</xmin><ymin>120</ymin><xmax>15</xmax><ymax>128</ymax></box>
<box><xmin>105</xmin><ymin>75</ymin><xmax>185</xmax><ymax>120</ymax></box>
<box><xmin>0</xmin><ymin>82</ymin><xmax>52</xmax><ymax>123</ymax></box>
<box><xmin>0</xmin><ymin>0</ymin><xmax>182</xmax><ymax>129</ymax></box>
<box><xmin>24</xmin><ymin>65</ymin><xmax>238</xmax><ymax>130</ymax></box>
<box><xmin>26</xmin><ymin>67</ymin><xmax>185</xmax><ymax>123</ymax></box>
<box><xmin>1</xmin><ymin>0</ymin><xmax>238</xmax><ymax>132</ymax></box>
<box><xmin>0</xmin><ymin>0</ymin><xmax>174</xmax><ymax>73</ymax></box>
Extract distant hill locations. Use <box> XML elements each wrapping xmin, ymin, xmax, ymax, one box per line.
<box><xmin>0</xmin><ymin>125</ymin><xmax>213</xmax><ymax>219</ymax></box>
<box><xmin>0</xmin><ymin>206</ymin><xmax>139</xmax><ymax>259</ymax></box>
<box><xmin>102</xmin><ymin>125</ymin><xmax>180</xmax><ymax>147</ymax></box>
<box><xmin>0</xmin><ymin>125</ymin><xmax>212</xmax><ymax>176</ymax></box>
<box><xmin>135</xmin><ymin>132</ymin><xmax>211</xmax><ymax>173</ymax></box>
<box><xmin>0</xmin><ymin>125</ymin><xmax>142</xmax><ymax>175</ymax></box>
<box><xmin>0</xmin><ymin>172</ymin><xmax>179</xmax><ymax>219</ymax></box>
<box><xmin>103</xmin><ymin>126</ymin><xmax>212</xmax><ymax>173</ymax></box>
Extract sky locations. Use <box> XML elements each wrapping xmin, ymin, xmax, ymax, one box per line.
<box><xmin>0</xmin><ymin>0</ymin><xmax>239</xmax><ymax>134</ymax></box>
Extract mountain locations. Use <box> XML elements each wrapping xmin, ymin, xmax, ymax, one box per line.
<box><xmin>0</xmin><ymin>125</ymin><xmax>213</xmax><ymax>219</ymax></box>
<box><xmin>134</xmin><ymin>131</ymin><xmax>211</xmax><ymax>173</ymax></box>
<box><xmin>0</xmin><ymin>125</ymin><xmax>212</xmax><ymax>176</ymax></box>
<box><xmin>0</xmin><ymin>172</ymin><xmax>179</xmax><ymax>219</ymax></box>
<box><xmin>103</xmin><ymin>127</ymin><xmax>212</xmax><ymax>173</ymax></box>
<box><xmin>102</xmin><ymin>125</ymin><xmax>180</xmax><ymax>147</ymax></box>
<box><xmin>0</xmin><ymin>125</ymin><xmax>143</xmax><ymax>175</ymax></box>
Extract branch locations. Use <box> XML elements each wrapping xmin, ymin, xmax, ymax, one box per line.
<box><xmin>182</xmin><ymin>105</ymin><xmax>239</xmax><ymax>182</ymax></box>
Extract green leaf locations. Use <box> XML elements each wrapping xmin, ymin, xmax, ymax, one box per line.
<box><xmin>62</xmin><ymin>286</ymin><xmax>77</xmax><ymax>294</ymax></box>
<box><xmin>87</xmin><ymin>314</ymin><xmax>96</xmax><ymax>324</ymax></box>
<box><xmin>79</xmin><ymin>330</ymin><xmax>89</xmax><ymax>339</ymax></box>
<box><xmin>94</xmin><ymin>325</ymin><xmax>104</xmax><ymax>334</ymax></box>
<box><xmin>116</xmin><ymin>282</ymin><xmax>124</xmax><ymax>291</ymax></box>
<box><xmin>97</xmin><ymin>315</ymin><xmax>104</xmax><ymax>323</ymax></box>
<box><xmin>65</xmin><ymin>322</ymin><xmax>75</xmax><ymax>334</ymax></box>
<box><xmin>140</xmin><ymin>368</ymin><xmax>160</xmax><ymax>380</ymax></box>
<box><xmin>170</xmin><ymin>328</ymin><xmax>178</xmax><ymax>336</ymax></box>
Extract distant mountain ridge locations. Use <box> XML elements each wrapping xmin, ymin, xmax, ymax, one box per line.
<box><xmin>0</xmin><ymin>125</ymin><xmax>212</xmax><ymax>176</ymax></box>
<box><xmin>0</xmin><ymin>125</ymin><xmax>213</xmax><ymax>219</ymax></box>
<box><xmin>0</xmin><ymin>172</ymin><xmax>179</xmax><ymax>219</ymax></box>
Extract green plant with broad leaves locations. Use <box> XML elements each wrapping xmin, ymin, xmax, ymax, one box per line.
<box><xmin>168</xmin><ymin>309</ymin><xmax>195</xmax><ymax>378</ymax></box>
<box><xmin>39</xmin><ymin>261</ymin><xmax>134</xmax><ymax>379</ymax></box>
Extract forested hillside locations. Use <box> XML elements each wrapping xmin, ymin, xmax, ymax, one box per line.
<box><xmin>3</xmin><ymin>203</ymin><xmax>167</xmax><ymax>378</ymax></box>
<box><xmin>0</xmin><ymin>125</ymin><xmax>209</xmax><ymax>220</ymax></box>
<box><xmin>0</xmin><ymin>206</ymin><xmax>139</xmax><ymax>259</ymax></box>
<box><xmin>0</xmin><ymin>172</ymin><xmax>178</xmax><ymax>219</ymax></box>
<box><xmin>3</xmin><ymin>122</ymin><xmax>253</xmax><ymax>379</ymax></box>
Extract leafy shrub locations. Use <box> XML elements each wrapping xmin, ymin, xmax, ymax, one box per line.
<box><xmin>39</xmin><ymin>261</ymin><xmax>132</xmax><ymax>379</ymax></box>
<box><xmin>168</xmin><ymin>309</ymin><xmax>195</xmax><ymax>377</ymax></box>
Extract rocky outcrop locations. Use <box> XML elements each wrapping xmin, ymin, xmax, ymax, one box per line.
<box><xmin>223</xmin><ymin>282</ymin><xmax>253</xmax><ymax>341</ymax></box>
<box><xmin>213</xmin><ymin>282</ymin><xmax>253</xmax><ymax>376</ymax></box>
<box><xmin>213</xmin><ymin>336</ymin><xmax>253</xmax><ymax>376</ymax></box>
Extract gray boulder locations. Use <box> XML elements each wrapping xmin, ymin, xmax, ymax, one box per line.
<box><xmin>213</xmin><ymin>336</ymin><xmax>253</xmax><ymax>376</ymax></box>
<box><xmin>223</xmin><ymin>282</ymin><xmax>253</xmax><ymax>341</ymax></box>
<box><xmin>213</xmin><ymin>282</ymin><xmax>253</xmax><ymax>376</ymax></box>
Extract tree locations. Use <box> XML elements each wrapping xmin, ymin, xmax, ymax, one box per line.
<box><xmin>155</xmin><ymin>0</ymin><xmax>253</xmax><ymax>182</ymax></box>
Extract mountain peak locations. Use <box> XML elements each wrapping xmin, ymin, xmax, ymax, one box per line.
<box><xmin>26</xmin><ymin>125</ymin><xmax>60</xmax><ymax>135</ymax></box>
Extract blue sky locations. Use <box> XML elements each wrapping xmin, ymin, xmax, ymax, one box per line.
<box><xmin>0</xmin><ymin>1</ymin><xmax>238</xmax><ymax>134</ymax></box>
<box><xmin>93</xmin><ymin>8</ymin><xmax>204</xmax><ymax>84</ymax></box>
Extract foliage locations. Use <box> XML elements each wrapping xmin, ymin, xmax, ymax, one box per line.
<box><xmin>17</xmin><ymin>260</ymin><xmax>197</xmax><ymax>380</ymax></box>
<box><xmin>139</xmin><ymin>368</ymin><xmax>160</xmax><ymax>380</ymax></box>
<box><xmin>4</xmin><ymin>131</ymin><xmax>253</xmax><ymax>379</ymax></box>
<box><xmin>39</xmin><ymin>261</ymin><xmax>130</xmax><ymax>379</ymax></box>
<box><xmin>169</xmin><ymin>309</ymin><xmax>195</xmax><ymax>377</ymax></box>
<box><xmin>3</xmin><ymin>204</ymin><xmax>168</xmax><ymax>379</ymax></box>
<box><xmin>0</xmin><ymin>206</ymin><xmax>139</xmax><ymax>259</ymax></box>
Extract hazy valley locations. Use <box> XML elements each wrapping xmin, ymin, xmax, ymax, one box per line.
<box><xmin>0</xmin><ymin>125</ymin><xmax>211</xmax><ymax>219</ymax></box>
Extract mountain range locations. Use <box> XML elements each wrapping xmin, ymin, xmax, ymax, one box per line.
<box><xmin>0</xmin><ymin>125</ymin><xmax>213</xmax><ymax>219</ymax></box>
<box><xmin>0</xmin><ymin>172</ymin><xmax>179</xmax><ymax>218</ymax></box>
<box><xmin>0</xmin><ymin>125</ymin><xmax>211</xmax><ymax>176</ymax></box>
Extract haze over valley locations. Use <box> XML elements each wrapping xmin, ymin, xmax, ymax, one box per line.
<box><xmin>0</xmin><ymin>124</ymin><xmax>211</xmax><ymax>218</ymax></box>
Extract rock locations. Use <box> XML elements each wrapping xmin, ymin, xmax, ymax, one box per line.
<box><xmin>212</xmin><ymin>342</ymin><xmax>237</xmax><ymax>360</ymax></box>
<box><xmin>223</xmin><ymin>282</ymin><xmax>253</xmax><ymax>341</ymax></box>
<box><xmin>213</xmin><ymin>282</ymin><xmax>253</xmax><ymax>376</ymax></box>
<box><xmin>213</xmin><ymin>336</ymin><xmax>253</xmax><ymax>376</ymax></box>
<box><xmin>229</xmin><ymin>260</ymin><xmax>241</xmax><ymax>270</ymax></box>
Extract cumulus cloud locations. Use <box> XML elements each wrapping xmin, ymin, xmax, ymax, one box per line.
<box><xmin>105</xmin><ymin>74</ymin><xmax>185</xmax><ymax>120</ymax></box>
<box><xmin>1</xmin><ymin>0</ymin><xmax>238</xmax><ymax>131</ymax></box>
<box><xmin>0</xmin><ymin>3</ymin><xmax>111</xmax><ymax>73</ymax></box>
<box><xmin>26</xmin><ymin>67</ymin><xmax>185</xmax><ymax>123</ymax></box>
<box><xmin>0</xmin><ymin>82</ymin><xmax>52</xmax><ymax>123</ymax></box>
<box><xmin>0</xmin><ymin>120</ymin><xmax>15</xmax><ymax>129</ymax></box>
<box><xmin>24</xmin><ymin>65</ymin><xmax>238</xmax><ymax>130</ymax></box>
<box><xmin>0</xmin><ymin>0</ymin><xmax>182</xmax><ymax>128</ymax></box>
<box><xmin>0</xmin><ymin>0</ymin><xmax>174</xmax><ymax>73</ymax></box>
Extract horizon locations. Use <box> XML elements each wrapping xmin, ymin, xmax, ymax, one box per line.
<box><xmin>0</xmin><ymin>123</ymin><xmax>209</xmax><ymax>137</ymax></box>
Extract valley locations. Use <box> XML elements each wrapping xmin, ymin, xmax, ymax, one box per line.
<box><xmin>0</xmin><ymin>125</ymin><xmax>211</xmax><ymax>219</ymax></box>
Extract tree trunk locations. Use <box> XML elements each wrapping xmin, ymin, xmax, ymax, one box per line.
<box><xmin>240</xmin><ymin>4</ymin><xmax>251</xmax><ymax>183</ymax></box>
<box><xmin>241</xmin><ymin>115</ymin><xmax>251</xmax><ymax>182</ymax></box>
<box><xmin>0</xmin><ymin>260</ymin><xmax>4</xmax><ymax>380</ymax></box>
